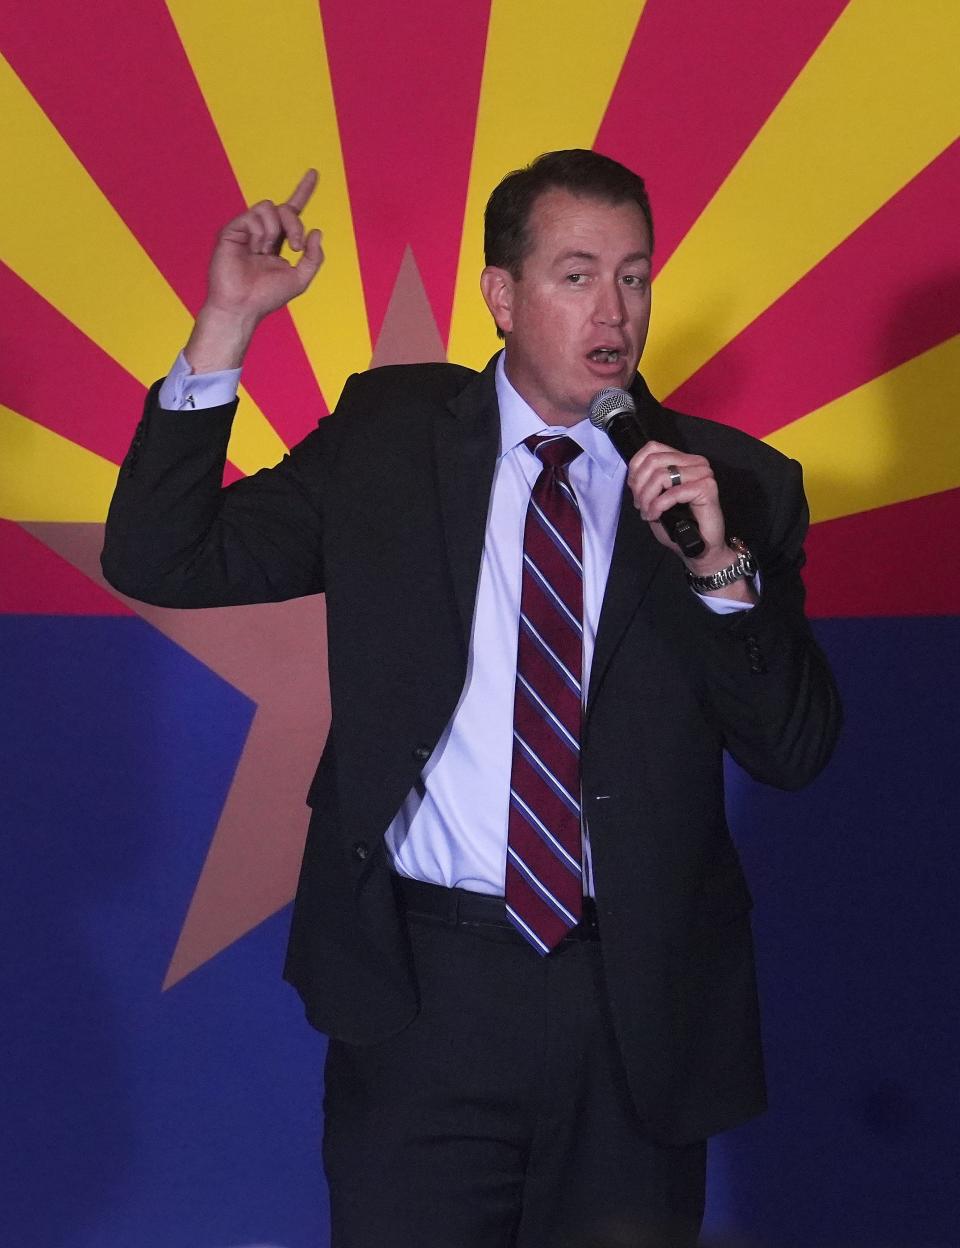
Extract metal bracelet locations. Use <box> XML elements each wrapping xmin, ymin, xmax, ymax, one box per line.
<box><xmin>686</xmin><ymin>542</ymin><xmax>757</xmax><ymax>592</ymax></box>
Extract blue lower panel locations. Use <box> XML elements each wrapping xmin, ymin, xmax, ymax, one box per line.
<box><xmin>2</xmin><ymin>614</ymin><xmax>957</xmax><ymax>1247</ymax></box>
<box><xmin>0</xmin><ymin>617</ymin><xmax>325</xmax><ymax>1248</ymax></box>
<box><xmin>705</xmin><ymin>615</ymin><xmax>960</xmax><ymax>1247</ymax></box>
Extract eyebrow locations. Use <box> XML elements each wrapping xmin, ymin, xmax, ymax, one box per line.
<box><xmin>553</xmin><ymin>249</ymin><xmax>651</xmax><ymax>266</ymax></box>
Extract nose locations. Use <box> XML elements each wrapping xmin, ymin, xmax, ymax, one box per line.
<box><xmin>593</xmin><ymin>281</ymin><xmax>624</xmax><ymax>326</ymax></box>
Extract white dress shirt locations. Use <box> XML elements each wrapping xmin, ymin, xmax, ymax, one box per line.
<box><xmin>159</xmin><ymin>350</ymin><xmax>753</xmax><ymax>896</ymax></box>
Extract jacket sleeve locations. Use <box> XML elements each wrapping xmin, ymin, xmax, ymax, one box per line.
<box><xmin>101</xmin><ymin>379</ymin><xmax>345</xmax><ymax>608</ymax></box>
<box><xmin>690</xmin><ymin>453</ymin><xmax>842</xmax><ymax>791</ymax></box>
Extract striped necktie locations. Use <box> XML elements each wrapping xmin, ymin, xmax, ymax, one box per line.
<box><xmin>506</xmin><ymin>433</ymin><xmax>585</xmax><ymax>953</ymax></box>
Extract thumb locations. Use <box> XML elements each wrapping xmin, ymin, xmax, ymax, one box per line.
<box><xmin>294</xmin><ymin>228</ymin><xmax>324</xmax><ymax>291</ymax></box>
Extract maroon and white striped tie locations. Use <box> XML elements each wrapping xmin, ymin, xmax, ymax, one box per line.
<box><xmin>506</xmin><ymin>434</ymin><xmax>584</xmax><ymax>954</ymax></box>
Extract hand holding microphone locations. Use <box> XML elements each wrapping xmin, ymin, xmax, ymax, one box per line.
<box><xmin>589</xmin><ymin>389</ymin><xmax>748</xmax><ymax>594</ymax></box>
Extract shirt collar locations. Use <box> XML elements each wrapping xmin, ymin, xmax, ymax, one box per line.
<box><xmin>494</xmin><ymin>352</ymin><xmax>622</xmax><ymax>479</ymax></box>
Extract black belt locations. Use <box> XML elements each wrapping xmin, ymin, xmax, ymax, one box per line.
<box><xmin>396</xmin><ymin>875</ymin><xmax>600</xmax><ymax>942</ymax></box>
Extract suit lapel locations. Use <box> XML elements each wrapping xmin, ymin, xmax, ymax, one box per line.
<box><xmin>587</xmin><ymin>490</ymin><xmax>666</xmax><ymax>711</ymax></box>
<box><xmin>434</xmin><ymin>356</ymin><xmax>501</xmax><ymax>650</ymax></box>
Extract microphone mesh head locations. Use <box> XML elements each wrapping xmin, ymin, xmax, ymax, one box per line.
<box><xmin>588</xmin><ymin>387</ymin><xmax>636</xmax><ymax>429</ymax></box>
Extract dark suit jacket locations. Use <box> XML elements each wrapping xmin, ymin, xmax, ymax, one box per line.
<box><xmin>102</xmin><ymin>353</ymin><xmax>841</xmax><ymax>1144</ymax></box>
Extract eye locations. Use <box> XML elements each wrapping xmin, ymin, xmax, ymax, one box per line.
<box><xmin>566</xmin><ymin>272</ymin><xmax>589</xmax><ymax>285</ymax></box>
<box><xmin>621</xmin><ymin>274</ymin><xmax>649</xmax><ymax>290</ymax></box>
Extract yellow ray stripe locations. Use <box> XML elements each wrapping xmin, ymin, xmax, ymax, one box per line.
<box><xmin>644</xmin><ymin>0</ymin><xmax>960</xmax><ymax>399</ymax></box>
<box><xmin>0</xmin><ymin>406</ymin><xmax>118</xmax><ymax>522</ymax></box>
<box><xmin>447</xmin><ymin>0</ymin><xmax>646</xmax><ymax>369</ymax></box>
<box><xmin>766</xmin><ymin>334</ymin><xmax>960</xmax><ymax>526</ymax></box>
<box><xmin>0</xmin><ymin>54</ymin><xmax>285</xmax><ymax>475</ymax></box>
<box><xmin>167</xmin><ymin>0</ymin><xmax>369</xmax><ymax>407</ymax></box>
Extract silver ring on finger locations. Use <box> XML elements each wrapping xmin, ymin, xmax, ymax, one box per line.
<box><xmin>667</xmin><ymin>464</ymin><xmax>682</xmax><ymax>489</ymax></box>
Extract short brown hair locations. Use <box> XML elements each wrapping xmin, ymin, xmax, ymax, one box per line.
<box><xmin>484</xmin><ymin>148</ymin><xmax>654</xmax><ymax>279</ymax></box>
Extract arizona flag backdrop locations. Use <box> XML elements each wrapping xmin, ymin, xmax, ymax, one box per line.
<box><xmin>2</xmin><ymin>2</ymin><xmax>958</xmax><ymax>1245</ymax></box>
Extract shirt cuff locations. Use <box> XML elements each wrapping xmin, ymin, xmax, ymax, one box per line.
<box><xmin>693</xmin><ymin>571</ymin><xmax>761</xmax><ymax>614</ymax></box>
<box><xmin>157</xmin><ymin>350</ymin><xmax>242</xmax><ymax>411</ymax></box>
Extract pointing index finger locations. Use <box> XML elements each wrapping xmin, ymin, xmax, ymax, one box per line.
<box><xmin>286</xmin><ymin>168</ymin><xmax>318</xmax><ymax>215</ymax></box>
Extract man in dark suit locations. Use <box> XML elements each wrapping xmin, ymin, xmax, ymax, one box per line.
<box><xmin>103</xmin><ymin>150</ymin><xmax>840</xmax><ymax>1247</ymax></box>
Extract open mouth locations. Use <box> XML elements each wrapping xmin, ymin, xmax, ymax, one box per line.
<box><xmin>588</xmin><ymin>348</ymin><xmax>621</xmax><ymax>364</ymax></box>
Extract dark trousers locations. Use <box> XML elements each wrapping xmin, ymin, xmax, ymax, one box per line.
<box><xmin>322</xmin><ymin>881</ymin><xmax>705</xmax><ymax>1247</ymax></box>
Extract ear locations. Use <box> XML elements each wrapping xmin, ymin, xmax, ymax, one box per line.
<box><xmin>480</xmin><ymin>266</ymin><xmax>515</xmax><ymax>335</ymax></box>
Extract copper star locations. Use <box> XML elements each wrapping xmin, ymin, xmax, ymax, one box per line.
<box><xmin>22</xmin><ymin>248</ymin><xmax>446</xmax><ymax>989</ymax></box>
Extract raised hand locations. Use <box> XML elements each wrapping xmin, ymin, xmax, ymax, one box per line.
<box><xmin>185</xmin><ymin>170</ymin><xmax>323</xmax><ymax>372</ymax></box>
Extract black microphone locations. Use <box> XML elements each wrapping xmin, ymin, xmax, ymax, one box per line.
<box><xmin>588</xmin><ymin>387</ymin><xmax>705</xmax><ymax>558</ymax></box>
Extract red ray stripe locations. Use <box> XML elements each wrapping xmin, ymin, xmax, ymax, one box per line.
<box><xmin>595</xmin><ymin>0</ymin><xmax>849</xmax><ymax>269</ymax></box>
<box><xmin>806</xmin><ymin>490</ymin><xmax>960</xmax><ymax>619</ymax></box>
<box><xmin>321</xmin><ymin>0</ymin><xmax>491</xmax><ymax>344</ymax></box>
<box><xmin>0</xmin><ymin>522</ymin><xmax>133</xmax><ymax>616</ymax></box>
<box><xmin>0</xmin><ymin>262</ymin><xmax>147</xmax><ymax>465</ymax></box>
<box><xmin>0</xmin><ymin>0</ymin><xmax>324</xmax><ymax>447</ymax></box>
<box><xmin>0</xmin><ymin>265</ymin><xmax>246</xmax><ymax>483</ymax></box>
<box><xmin>667</xmin><ymin>141</ymin><xmax>960</xmax><ymax>437</ymax></box>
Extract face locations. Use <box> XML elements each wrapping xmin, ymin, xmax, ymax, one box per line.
<box><xmin>481</xmin><ymin>188</ymin><xmax>653</xmax><ymax>427</ymax></box>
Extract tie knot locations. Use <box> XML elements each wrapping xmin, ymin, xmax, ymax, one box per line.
<box><xmin>525</xmin><ymin>434</ymin><xmax>582</xmax><ymax>470</ymax></box>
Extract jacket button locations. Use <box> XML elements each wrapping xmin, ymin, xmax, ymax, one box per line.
<box><xmin>351</xmin><ymin>841</ymin><xmax>369</xmax><ymax>861</ymax></box>
<box><xmin>412</xmin><ymin>744</ymin><xmax>431</xmax><ymax>763</ymax></box>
